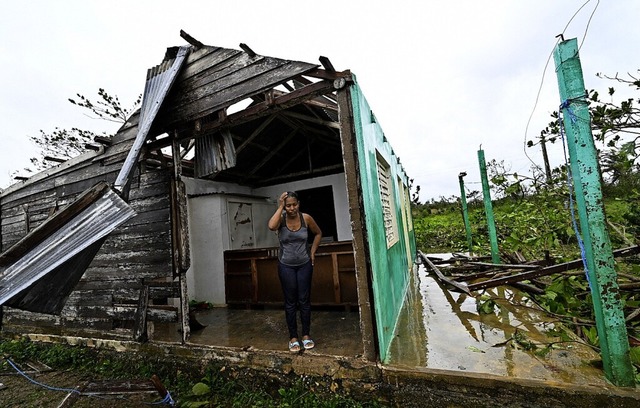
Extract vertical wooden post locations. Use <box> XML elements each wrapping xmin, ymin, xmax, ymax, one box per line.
<box><xmin>133</xmin><ymin>281</ymin><xmax>149</xmax><ymax>342</ymax></box>
<box><xmin>337</xmin><ymin>83</ymin><xmax>377</xmax><ymax>362</ymax></box>
<box><xmin>554</xmin><ymin>38</ymin><xmax>634</xmax><ymax>386</ymax></box>
<box><xmin>540</xmin><ymin>135</ymin><xmax>553</xmax><ymax>184</ymax></box>
<box><xmin>171</xmin><ymin>136</ymin><xmax>191</xmax><ymax>343</ymax></box>
<box><xmin>458</xmin><ymin>172</ymin><xmax>473</xmax><ymax>253</ymax></box>
<box><xmin>478</xmin><ymin>149</ymin><xmax>500</xmax><ymax>263</ymax></box>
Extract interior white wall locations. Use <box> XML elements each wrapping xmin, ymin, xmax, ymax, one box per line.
<box><xmin>254</xmin><ymin>173</ymin><xmax>352</xmax><ymax>241</ymax></box>
<box><xmin>186</xmin><ymin>194</ymin><xmax>227</xmax><ymax>304</ymax></box>
<box><xmin>184</xmin><ymin>173</ymin><xmax>352</xmax><ymax>304</ymax></box>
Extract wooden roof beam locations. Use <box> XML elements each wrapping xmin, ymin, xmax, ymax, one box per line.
<box><xmin>275</xmin><ymin>113</ymin><xmax>341</xmax><ymax>145</ymax></box>
<box><xmin>262</xmin><ymin>164</ymin><xmax>344</xmax><ymax>184</ymax></box>
<box><xmin>279</xmin><ymin>110</ymin><xmax>340</xmax><ymax>129</ymax></box>
<box><xmin>319</xmin><ymin>56</ymin><xmax>335</xmax><ymax>73</ymax></box>
<box><xmin>189</xmin><ymin>77</ymin><xmax>346</xmax><ymax>140</ymax></box>
<box><xmin>273</xmin><ymin>87</ymin><xmax>337</xmax><ymax>111</ymax></box>
<box><xmin>239</xmin><ymin>43</ymin><xmax>257</xmax><ymax>58</ymax></box>
<box><xmin>235</xmin><ymin>114</ymin><xmax>277</xmax><ymax>154</ymax></box>
<box><xmin>240</xmin><ymin>128</ymin><xmax>298</xmax><ymax>184</ymax></box>
<box><xmin>180</xmin><ymin>29</ymin><xmax>204</xmax><ymax>49</ymax></box>
<box><xmin>93</xmin><ymin>135</ymin><xmax>112</xmax><ymax>146</ymax></box>
<box><xmin>44</xmin><ymin>156</ymin><xmax>66</xmax><ymax>163</ymax></box>
<box><xmin>293</xmin><ymin>76</ymin><xmax>337</xmax><ymax>102</ymax></box>
<box><xmin>147</xmin><ymin>77</ymin><xmax>349</xmax><ymax>150</ymax></box>
<box><xmin>302</xmin><ymin>68</ymin><xmax>350</xmax><ymax>81</ymax></box>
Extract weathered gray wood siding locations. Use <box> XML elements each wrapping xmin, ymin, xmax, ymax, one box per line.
<box><xmin>0</xmin><ymin>113</ymin><xmax>176</xmax><ymax>338</ymax></box>
<box><xmin>156</xmin><ymin>45</ymin><xmax>317</xmax><ymax>129</ymax></box>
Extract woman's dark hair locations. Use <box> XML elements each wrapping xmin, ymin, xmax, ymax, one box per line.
<box><xmin>286</xmin><ymin>191</ymin><xmax>299</xmax><ymax>200</ymax></box>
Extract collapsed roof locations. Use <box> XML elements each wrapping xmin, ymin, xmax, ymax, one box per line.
<box><xmin>0</xmin><ymin>32</ymin><xmax>352</xmax><ymax>314</ymax></box>
<box><xmin>141</xmin><ymin>35</ymin><xmax>351</xmax><ymax>187</ymax></box>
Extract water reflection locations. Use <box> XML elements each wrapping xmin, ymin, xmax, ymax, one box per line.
<box><xmin>386</xmin><ymin>263</ymin><xmax>608</xmax><ymax>386</ymax></box>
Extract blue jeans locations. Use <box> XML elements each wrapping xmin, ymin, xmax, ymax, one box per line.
<box><xmin>278</xmin><ymin>260</ymin><xmax>313</xmax><ymax>339</ymax></box>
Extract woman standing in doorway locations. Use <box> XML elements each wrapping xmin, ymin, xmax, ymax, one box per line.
<box><xmin>268</xmin><ymin>191</ymin><xmax>322</xmax><ymax>353</ymax></box>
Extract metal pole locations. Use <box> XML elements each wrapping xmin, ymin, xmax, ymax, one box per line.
<box><xmin>553</xmin><ymin>38</ymin><xmax>634</xmax><ymax>386</ymax></box>
<box><xmin>458</xmin><ymin>172</ymin><xmax>473</xmax><ymax>253</ymax></box>
<box><xmin>477</xmin><ymin>149</ymin><xmax>500</xmax><ymax>263</ymax></box>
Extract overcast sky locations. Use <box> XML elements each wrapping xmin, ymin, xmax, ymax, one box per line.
<box><xmin>1</xmin><ymin>1</ymin><xmax>638</xmax><ymax>201</ymax></box>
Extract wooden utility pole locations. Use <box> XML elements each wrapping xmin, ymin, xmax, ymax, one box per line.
<box><xmin>553</xmin><ymin>38</ymin><xmax>634</xmax><ymax>386</ymax></box>
<box><xmin>540</xmin><ymin>134</ymin><xmax>553</xmax><ymax>183</ymax></box>
<box><xmin>458</xmin><ymin>172</ymin><xmax>473</xmax><ymax>253</ymax></box>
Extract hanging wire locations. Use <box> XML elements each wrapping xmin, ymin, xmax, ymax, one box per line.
<box><xmin>578</xmin><ymin>0</ymin><xmax>600</xmax><ymax>52</ymax></box>
<box><xmin>523</xmin><ymin>0</ymin><xmax>600</xmax><ymax>167</ymax></box>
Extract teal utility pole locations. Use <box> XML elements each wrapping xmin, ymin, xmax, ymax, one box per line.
<box><xmin>477</xmin><ymin>149</ymin><xmax>500</xmax><ymax>263</ymax></box>
<box><xmin>554</xmin><ymin>38</ymin><xmax>634</xmax><ymax>386</ymax></box>
<box><xmin>458</xmin><ymin>172</ymin><xmax>473</xmax><ymax>253</ymax></box>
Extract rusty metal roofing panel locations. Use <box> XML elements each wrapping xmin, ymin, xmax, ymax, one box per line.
<box><xmin>114</xmin><ymin>46</ymin><xmax>191</xmax><ymax>196</ymax></box>
<box><xmin>0</xmin><ymin>185</ymin><xmax>136</xmax><ymax>313</ymax></box>
<box><xmin>194</xmin><ymin>129</ymin><xmax>237</xmax><ymax>178</ymax></box>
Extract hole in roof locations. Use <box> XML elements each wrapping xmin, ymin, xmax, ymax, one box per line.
<box><xmin>227</xmin><ymin>98</ymin><xmax>253</xmax><ymax>115</ymax></box>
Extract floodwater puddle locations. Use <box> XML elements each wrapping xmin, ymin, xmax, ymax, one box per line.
<box><xmin>386</xmin><ymin>262</ymin><xmax>609</xmax><ymax>386</ymax></box>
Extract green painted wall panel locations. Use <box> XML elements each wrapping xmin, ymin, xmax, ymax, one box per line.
<box><xmin>349</xmin><ymin>81</ymin><xmax>416</xmax><ymax>362</ymax></box>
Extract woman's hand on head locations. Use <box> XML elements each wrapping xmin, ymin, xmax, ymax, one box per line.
<box><xmin>278</xmin><ymin>191</ymin><xmax>288</xmax><ymax>206</ymax></box>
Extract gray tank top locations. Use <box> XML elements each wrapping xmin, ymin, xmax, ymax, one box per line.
<box><xmin>278</xmin><ymin>213</ymin><xmax>310</xmax><ymax>266</ymax></box>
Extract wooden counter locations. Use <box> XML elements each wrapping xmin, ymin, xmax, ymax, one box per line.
<box><xmin>224</xmin><ymin>241</ymin><xmax>357</xmax><ymax>306</ymax></box>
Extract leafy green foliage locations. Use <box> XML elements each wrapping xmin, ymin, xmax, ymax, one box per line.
<box><xmin>476</xmin><ymin>295</ymin><xmax>497</xmax><ymax>315</ymax></box>
<box><xmin>412</xmin><ymin>209</ymin><xmax>468</xmax><ymax>253</ymax></box>
<box><xmin>69</xmin><ymin>88</ymin><xmax>141</xmax><ymax>124</ymax></box>
<box><xmin>539</xmin><ymin>276</ymin><xmax>589</xmax><ymax>315</ymax></box>
<box><xmin>13</xmin><ymin>89</ymin><xmax>140</xmax><ymax>177</ymax></box>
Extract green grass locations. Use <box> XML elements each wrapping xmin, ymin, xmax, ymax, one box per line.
<box><xmin>0</xmin><ymin>338</ymin><xmax>385</xmax><ymax>407</ymax></box>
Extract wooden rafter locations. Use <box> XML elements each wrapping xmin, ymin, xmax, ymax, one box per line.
<box><xmin>262</xmin><ymin>164</ymin><xmax>344</xmax><ymax>184</ymax></box>
<box><xmin>144</xmin><ymin>78</ymin><xmax>343</xmax><ymax>151</ymax></box>
<box><xmin>294</xmin><ymin>76</ymin><xmax>337</xmax><ymax>102</ymax></box>
<box><xmin>235</xmin><ymin>114</ymin><xmax>276</xmax><ymax>154</ymax></box>
<box><xmin>275</xmin><ymin>113</ymin><xmax>341</xmax><ymax>147</ymax></box>
<box><xmin>279</xmin><ymin>110</ymin><xmax>340</xmax><ymax>129</ymax></box>
<box><xmin>241</xmin><ymin>128</ymin><xmax>298</xmax><ymax>183</ymax></box>
<box><xmin>269</xmin><ymin>137</ymin><xmax>317</xmax><ymax>179</ymax></box>
<box><xmin>274</xmin><ymin>87</ymin><xmax>338</xmax><ymax>111</ymax></box>
<box><xmin>197</xmin><ymin>79</ymin><xmax>338</xmax><ymax>134</ymax></box>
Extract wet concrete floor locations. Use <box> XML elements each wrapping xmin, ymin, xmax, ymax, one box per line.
<box><xmin>386</xmin><ymin>263</ymin><xmax>610</xmax><ymax>387</ymax></box>
<box><xmin>153</xmin><ymin>306</ymin><xmax>364</xmax><ymax>357</ymax></box>
<box><xmin>153</xmin><ymin>262</ymin><xmax>611</xmax><ymax>387</ymax></box>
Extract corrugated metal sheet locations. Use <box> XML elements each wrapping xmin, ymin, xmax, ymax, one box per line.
<box><xmin>0</xmin><ymin>46</ymin><xmax>190</xmax><ymax>315</ymax></box>
<box><xmin>0</xmin><ymin>184</ymin><xmax>136</xmax><ymax>313</ymax></box>
<box><xmin>5</xmin><ymin>238</ymin><xmax>107</xmax><ymax>313</ymax></box>
<box><xmin>194</xmin><ymin>129</ymin><xmax>237</xmax><ymax>178</ymax></box>
<box><xmin>114</xmin><ymin>46</ymin><xmax>191</xmax><ymax>196</ymax></box>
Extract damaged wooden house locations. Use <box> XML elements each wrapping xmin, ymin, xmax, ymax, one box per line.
<box><xmin>0</xmin><ymin>33</ymin><xmax>415</xmax><ymax>363</ymax></box>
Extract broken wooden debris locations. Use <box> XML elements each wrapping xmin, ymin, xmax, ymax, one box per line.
<box><xmin>57</xmin><ymin>379</ymin><xmax>163</xmax><ymax>407</ymax></box>
<box><xmin>467</xmin><ymin>245</ymin><xmax>640</xmax><ymax>292</ymax></box>
<box><xmin>420</xmin><ymin>245</ymin><xmax>640</xmax><ymax>294</ymax></box>
<box><xmin>417</xmin><ymin>251</ymin><xmax>470</xmax><ymax>294</ymax></box>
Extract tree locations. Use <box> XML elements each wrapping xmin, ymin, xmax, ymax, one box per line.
<box><xmin>14</xmin><ymin>89</ymin><xmax>140</xmax><ymax>176</ymax></box>
<box><xmin>590</xmin><ymin>71</ymin><xmax>640</xmax><ymax>150</ymax></box>
<box><xmin>524</xmin><ymin>70</ymin><xmax>640</xmax><ymax>194</ymax></box>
